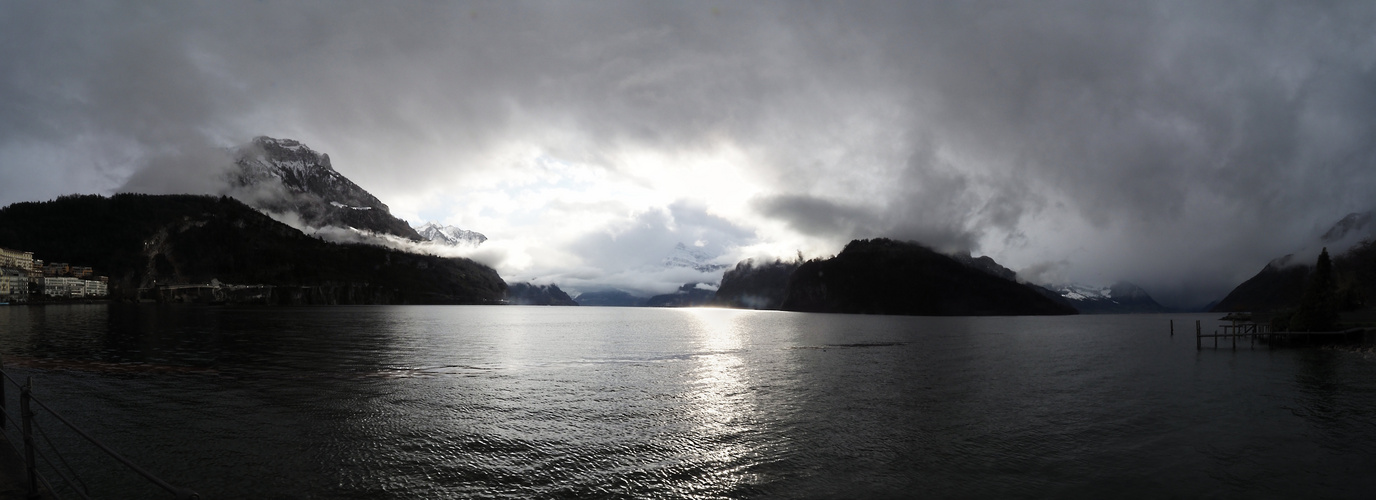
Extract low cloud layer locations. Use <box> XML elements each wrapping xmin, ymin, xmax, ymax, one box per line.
<box><xmin>3</xmin><ymin>1</ymin><xmax>1375</xmax><ymax>308</ymax></box>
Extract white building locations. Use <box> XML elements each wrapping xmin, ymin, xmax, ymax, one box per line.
<box><xmin>40</xmin><ymin>276</ymin><xmax>80</xmax><ymax>297</ymax></box>
<box><xmin>0</xmin><ymin>247</ymin><xmax>33</xmax><ymax>272</ymax></box>
<box><xmin>84</xmin><ymin>279</ymin><xmax>107</xmax><ymax>297</ymax></box>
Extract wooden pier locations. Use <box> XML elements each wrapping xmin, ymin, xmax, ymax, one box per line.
<box><xmin>1189</xmin><ymin>318</ymin><xmax>1367</xmax><ymax>350</ymax></box>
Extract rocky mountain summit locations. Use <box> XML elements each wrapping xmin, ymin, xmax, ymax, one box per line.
<box><xmin>227</xmin><ymin>136</ymin><xmax>422</xmax><ymax>240</ymax></box>
<box><xmin>415</xmin><ymin>222</ymin><xmax>487</xmax><ymax>247</ymax></box>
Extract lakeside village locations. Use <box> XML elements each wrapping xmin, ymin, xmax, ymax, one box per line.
<box><xmin>0</xmin><ymin>246</ymin><xmax>109</xmax><ymax>304</ymax></box>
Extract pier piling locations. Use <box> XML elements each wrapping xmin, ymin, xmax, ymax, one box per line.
<box><xmin>1190</xmin><ymin>321</ymin><xmax>1359</xmax><ymax>350</ymax></box>
<box><xmin>20</xmin><ymin>378</ymin><xmax>36</xmax><ymax>499</ymax></box>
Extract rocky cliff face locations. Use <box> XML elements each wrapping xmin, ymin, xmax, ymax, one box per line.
<box><xmin>227</xmin><ymin>137</ymin><xmax>422</xmax><ymax>240</ymax></box>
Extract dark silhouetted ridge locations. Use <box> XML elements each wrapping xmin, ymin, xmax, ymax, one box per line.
<box><xmin>780</xmin><ymin>238</ymin><xmax>1076</xmax><ymax>316</ymax></box>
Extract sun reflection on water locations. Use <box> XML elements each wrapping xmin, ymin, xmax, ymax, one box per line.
<box><xmin>675</xmin><ymin>308</ymin><xmax>765</xmax><ymax>492</ymax></box>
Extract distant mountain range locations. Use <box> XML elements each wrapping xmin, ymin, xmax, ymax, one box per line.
<box><xmin>566</xmin><ymin>242</ymin><xmax>727</xmax><ymax>308</ymax></box>
<box><xmin>507</xmin><ymin>283</ymin><xmax>577</xmax><ymax>305</ymax></box>
<box><xmin>646</xmin><ymin>283</ymin><xmax>717</xmax><ymax>307</ymax></box>
<box><xmin>1041</xmin><ymin>282</ymin><xmax>1168</xmax><ymax>314</ymax></box>
<box><xmin>573</xmin><ymin>290</ymin><xmax>646</xmax><ymax>307</ymax></box>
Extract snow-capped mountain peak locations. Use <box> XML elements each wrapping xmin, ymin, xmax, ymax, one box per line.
<box><xmin>663</xmin><ymin>242</ymin><xmax>726</xmax><ymax>273</ymax></box>
<box><xmin>414</xmin><ymin>222</ymin><xmax>487</xmax><ymax>247</ymax></box>
<box><xmin>1056</xmin><ymin>283</ymin><xmax>1113</xmax><ymax>301</ymax></box>
<box><xmin>224</xmin><ymin>136</ymin><xmax>422</xmax><ymax>240</ymax></box>
<box><xmin>1044</xmin><ymin>281</ymin><xmax>1167</xmax><ymax>314</ymax></box>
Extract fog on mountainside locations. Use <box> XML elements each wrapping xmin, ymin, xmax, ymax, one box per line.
<box><xmin>714</xmin><ymin>258</ymin><xmax>802</xmax><ymax>310</ymax></box>
<box><xmin>226</xmin><ymin>137</ymin><xmax>424</xmax><ymax>240</ymax></box>
<box><xmin>1213</xmin><ymin>211</ymin><xmax>1376</xmax><ymax>313</ymax></box>
<box><xmin>506</xmin><ymin>283</ymin><xmax>578</xmax><ymax>306</ymax></box>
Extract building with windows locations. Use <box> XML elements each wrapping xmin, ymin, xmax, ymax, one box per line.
<box><xmin>0</xmin><ymin>247</ymin><xmax>33</xmax><ymax>272</ymax></box>
<box><xmin>1</xmin><ymin>268</ymin><xmax>30</xmax><ymax>303</ymax></box>
<box><xmin>39</xmin><ymin>276</ymin><xmax>80</xmax><ymax>297</ymax></box>
<box><xmin>83</xmin><ymin>279</ymin><xmax>107</xmax><ymax>297</ymax></box>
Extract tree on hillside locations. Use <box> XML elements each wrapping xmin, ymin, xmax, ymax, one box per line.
<box><xmin>1291</xmin><ymin>247</ymin><xmax>1338</xmax><ymax>332</ymax></box>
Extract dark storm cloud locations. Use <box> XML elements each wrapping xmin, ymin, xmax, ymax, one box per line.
<box><xmin>743</xmin><ymin>1</ymin><xmax>1376</xmax><ymax>306</ymax></box>
<box><xmin>2</xmin><ymin>1</ymin><xmax>1374</xmax><ymax>307</ymax></box>
<box><xmin>753</xmin><ymin>194</ymin><xmax>876</xmax><ymax>241</ymax></box>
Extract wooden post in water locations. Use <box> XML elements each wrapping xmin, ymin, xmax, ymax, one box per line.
<box><xmin>1196</xmin><ymin>320</ymin><xmax>1201</xmax><ymax>349</ymax></box>
<box><xmin>1170</xmin><ymin>320</ymin><xmax>1174</xmax><ymax>336</ymax></box>
<box><xmin>20</xmin><ymin>378</ymin><xmax>36</xmax><ymax>499</ymax></box>
<box><xmin>0</xmin><ymin>357</ymin><xmax>5</xmax><ymax>431</ymax></box>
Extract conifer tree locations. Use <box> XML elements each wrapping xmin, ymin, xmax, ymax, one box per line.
<box><xmin>1293</xmin><ymin>247</ymin><xmax>1337</xmax><ymax>331</ymax></box>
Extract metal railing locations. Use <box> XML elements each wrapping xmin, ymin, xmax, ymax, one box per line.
<box><xmin>0</xmin><ymin>358</ymin><xmax>199</xmax><ymax>500</ymax></box>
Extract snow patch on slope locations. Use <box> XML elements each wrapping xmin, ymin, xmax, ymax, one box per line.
<box><xmin>663</xmin><ymin>242</ymin><xmax>727</xmax><ymax>273</ymax></box>
<box><xmin>414</xmin><ymin>221</ymin><xmax>487</xmax><ymax>248</ymax></box>
<box><xmin>1055</xmin><ymin>284</ymin><xmax>1113</xmax><ymax>302</ymax></box>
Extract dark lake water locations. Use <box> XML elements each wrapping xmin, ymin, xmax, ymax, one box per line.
<box><xmin>1</xmin><ymin>304</ymin><xmax>1374</xmax><ymax>498</ymax></box>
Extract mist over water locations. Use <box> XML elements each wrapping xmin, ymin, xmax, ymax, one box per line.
<box><xmin>1</xmin><ymin>304</ymin><xmax>1374</xmax><ymax>498</ymax></box>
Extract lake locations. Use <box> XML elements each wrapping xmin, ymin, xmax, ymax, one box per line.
<box><xmin>1</xmin><ymin>304</ymin><xmax>1374</xmax><ymax>498</ymax></box>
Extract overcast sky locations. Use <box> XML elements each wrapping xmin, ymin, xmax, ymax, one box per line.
<box><xmin>3</xmin><ymin>1</ymin><xmax>1375</xmax><ymax>306</ymax></box>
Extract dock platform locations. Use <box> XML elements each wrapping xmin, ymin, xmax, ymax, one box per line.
<box><xmin>1182</xmin><ymin>318</ymin><xmax>1369</xmax><ymax>349</ymax></box>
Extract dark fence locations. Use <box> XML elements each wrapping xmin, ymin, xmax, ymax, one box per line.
<box><xmin>0</xmin><ymin>358</ymin><xmax>199</xmax><ymax>499</ymax></box>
